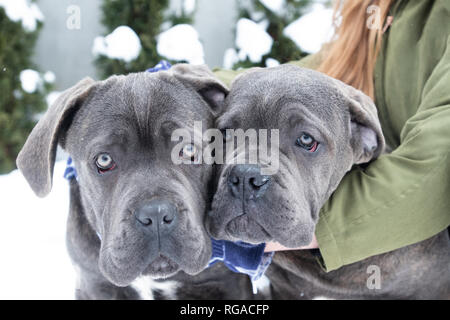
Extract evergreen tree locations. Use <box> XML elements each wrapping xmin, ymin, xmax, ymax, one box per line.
<box><xmin>0</xmin><ymin>4</ymin><xmax>51</xmax><ymax>174</ymax></box>
<box><xmin>95</xmin><ymin>0</ymin><xmax>195</xmax><ymax>79</ymax></box>
<box><xmin>232</xmin><ymin>0</ymin><xmax>313</xmax><ymax>69</ymax></box>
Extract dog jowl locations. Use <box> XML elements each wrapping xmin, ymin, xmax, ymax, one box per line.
<box><xmin>206</xmin><ymin>65</ymin><xmax>385</xmax><ymax>248</ymax></box>
<box><xmin>17</xmin><ymin>64</ymin><xmax>228</xmax><ymax>288</ymax></box>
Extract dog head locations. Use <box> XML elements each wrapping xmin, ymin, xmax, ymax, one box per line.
<box><xmin>206</xmin><ymin>65</ymin><xmax>384</xmax><ymax>248</ymax></box>
<box><xmin>17</xmin><ymin>64</ymin><xmax>228</xmax><ymax>286</ymax></box>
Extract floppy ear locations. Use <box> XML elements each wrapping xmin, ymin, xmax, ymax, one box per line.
<box><xmin>169</xmin><ymin>64</ymin><xmax>229</xmax><ymax>115</ymax></box>
<box><xmin>336</xmin><ymin>80</ymin><xmax>386</xmax><ymax>164</ymax></box>
<box><xmin>16</xmin><ymin>77</ymin><xmax>96</xmax><ymax>198</ymax></box>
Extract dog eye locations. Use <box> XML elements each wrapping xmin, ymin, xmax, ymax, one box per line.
<box><xmin>179</xmin><ymin>144</ymin><xmax>198</xmax><ymax>162</ymax></box>
<box><xmin>296</xmin><ymin>133</ymin><xmax>319</xmax><ymax>152</ymax></box>
<box><xmin>95</xmin><ymin>153</ymin><xmax>116</xmax><ymax>173</ymax></box>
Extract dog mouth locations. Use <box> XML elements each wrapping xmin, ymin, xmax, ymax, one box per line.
<box><xmin>225</xmin><ymin>214</ymin><xmax>273</xmax><ymax>244</ymax></box>
<box><xmin>143</xmin><ymin>254</ymin><xmax>180</xmax><ymax>278</ymax></box>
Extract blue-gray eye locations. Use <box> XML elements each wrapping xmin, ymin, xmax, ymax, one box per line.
<box><xmin>296</xmin><ymin>133</ymin><xmax>319</xmax><ymax>152</ymax></box>
<box><xmin>96</xmin><ymin>153</ymin><xmax>115</xmax><ymax>172</ymax></box>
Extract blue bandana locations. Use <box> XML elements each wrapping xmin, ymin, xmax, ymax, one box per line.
<box><xmin>209</xmin><ymin>240</ymin><xmax>274</xmax><ymax>293</ymax></box>
<box><xmin>146</xmin><ymin>60</ymin><xmax>172</xmax><ymax>73</ymax></box>
<box><xmin>64</xmin><ymin>60</ymin><xmax>272</xmax><ymax>293</ymax></box>
<box><xmin>63</xmin><ymin>156</ymin><xmax>77</xmax><ymax>181</ymax></box>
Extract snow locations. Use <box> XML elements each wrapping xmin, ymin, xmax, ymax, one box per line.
<box><xmin>0</xmin><ymin>161</ymin><xmax>76</xmax><ymax>299</ymax></box>
<box><xmin>249</xmin><ymin>10</ymin><xmax>265</xmax><ymax>22</ymax></box>
<box><xmin>0</xmin><ymin>0</ymin><xmax>44</xmax><ymax>32</ymax></box>
<box><xmin>46</xmin><ymin>91</ymin><xmax>61</xmax><ymax>108</ymax></box>
<box><xmin>223</xmin><ymin>48</ymin><xmax>239</xmax><ymax>69</ymax></box>
<box><xmin>20</xmin><ymin>69</ymin><xmax>40</xmax><ymax>93</ymax></box>
<box><xmin>29</xmin><ymin>2</ymin><xmax>44</xmax><ymax>21</ymax></box>
<box><xmin>283</xmin><ymin>3</ymin><xmax>334</xmax><ymax>54</ymax></box>
<box><xmin>157</xmin><ymin>24</ymin><xmax>205</xmax><ymax>65</ymax></box>
<box><xmin>257</xmin><ymin>19</ymin><xmax>269</xmax><ymax>31</ymax></box>
<box><xmin>259</xmin><ymin>0</ymin><xmax>285</xmax><ymax>15</ymax></box>
<box><xmin>43</xmin><ymin>71</ymin><xmax>55</xmax><ymax>83</ymax></box>
<box><xmin>183</xmin><ymin>0</ymin><xmax>196</xmax><ymax>15</ymax></box>
<box><xmin>265</xmin><ymin>58</ymin><xmax>280</xmax><ymax>68</ymax></box>
<box><xmin>236</xmin><ymin>18</ymin><xmax>273</xmax><ymax>63</ymax></box>
<box><xmin>92</xmin><ymin>26</ymin><xmax>142</xmax><ymax>63</ymax></box>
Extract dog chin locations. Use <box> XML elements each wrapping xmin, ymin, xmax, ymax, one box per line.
<box><xmin>225</xmin><ymin>215</ymin><xmax>273</xmax><ymax>244</ymax></box>
<box><xmin>223</xmin><ymin>214</ymin><xmax>314</xmax><ymax>248</ymax></box>
<box><xmin>274</xmin><ymin>227</ymin><xmax>315</xmax><ymax>249</ymax></box>
<box><xmin>142</xmin><ymin>255</ymin><xmax>180</xmax><ymax>279</ymax></box>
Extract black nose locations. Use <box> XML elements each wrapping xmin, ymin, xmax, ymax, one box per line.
<box><xmin>134</xmin><ymin>199</ymin><xmax>177</xmax><ymax>232</ymax></box>
<box><xmin>228</xmin><ymin>164</ymin><xmax>270</xmax><ymax>200</ymax></box>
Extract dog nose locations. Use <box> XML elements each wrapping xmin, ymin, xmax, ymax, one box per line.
<box><xmin>134</xmin><ymin>199</ymin><xmax>177</xmax><ymax>231</ymax></box>
<box><xmin>228</xmin><ymin>164</ymin><xmax>270</xmax><ymax>199</ymax></box>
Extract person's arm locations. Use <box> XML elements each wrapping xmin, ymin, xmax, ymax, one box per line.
<box><xmin>212</xmin><ymin>68</ymin><xmax>247</xmax><ymax>87</ymax></box>
<box><xmin>264</xmin><ymin>235</ymin><xmax>319</xmax><ymax>252</ymax></box>
<box><xmin>312</xmin><ymin>36</ymin><xmax>450</xmax><ymax>271</ymax></box>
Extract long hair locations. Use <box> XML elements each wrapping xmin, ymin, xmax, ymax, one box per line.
<box><xmin>317</xmin><ymin>0</ymin><xmax>395</xmax><ymax>99</ymax></box>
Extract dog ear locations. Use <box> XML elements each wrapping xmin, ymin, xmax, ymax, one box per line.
<box><xmin>16</xmin><ymin>77</ymin><xmax>96</xmax><ymax>197</ymax></box>
<box><xmin>336</xmin><ymin>80</ymin><xmax>386</xmax><ymax>164</ymax></box>
<box><xmin>170</xmin><ymin>64</ymin><xmax>229</xmax><ymax>115</ymax></box>
<box><xmin>229</xmin><ymin>67</ymin><xmax>262</xmax><ymax>88</ymax></box>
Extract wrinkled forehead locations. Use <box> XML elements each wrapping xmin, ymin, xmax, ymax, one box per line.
<box><xmin>75</xmin><ymin>72</ymin><xmax>213</xmax><ymax>139</ymax></box>
<box><xmin>219</xmin><ymin>66</ymin><xmax>348</xmax><ymax>129</ymax></box>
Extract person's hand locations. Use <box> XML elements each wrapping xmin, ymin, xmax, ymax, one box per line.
<box><xmin>264</xmin><ymin>234</ymin><xmax>319</xmax><ymax>252</ymax></box>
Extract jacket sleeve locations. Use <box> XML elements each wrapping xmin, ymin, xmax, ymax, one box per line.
<box><xmin>212</xmin><ymin>68</ymin><xmax>247</xmax><ymax>88</ymax></box>
<box><xmin>315</xmin><ymin>36</ymin><xmax>450</xmax><ymax>271</ymax></box>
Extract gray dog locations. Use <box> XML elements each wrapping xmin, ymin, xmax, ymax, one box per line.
<box><xmin>17</xmin><ymin>64</ymin><xmax>252</xmax><ymax>299</ymax></box>
<box><xmin>206</xmin><ymin>64</ymin><xmax>450</xmax><ymax>299</ymax></box>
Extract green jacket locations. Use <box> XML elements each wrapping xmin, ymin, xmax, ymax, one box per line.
<box><xmin>214</xmin><ymin>0</ymin><xmax>450</xmax><ymax>271</ymax></box>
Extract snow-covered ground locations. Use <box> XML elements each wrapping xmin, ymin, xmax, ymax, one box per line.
<box><xmin>0</xmin><ymin>161</ymin><xmax>76</xmax><ymax>299</ymax></box>
<box><xmin>0</xmin><ymin>2</ymin><xmax>72</xmax><ymax>299</ymax></box>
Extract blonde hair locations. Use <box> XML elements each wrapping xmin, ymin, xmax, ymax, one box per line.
<box><xmin>317</xmin><ymin>0</ymin><xmax>394</xmax><ymax>99</ymax></box>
